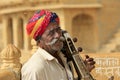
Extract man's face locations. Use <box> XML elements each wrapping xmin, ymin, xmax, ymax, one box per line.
<box><xmin>39</xmin><ymin>22</ymin><xmax>63</xmax><ymax>54</ymax></box>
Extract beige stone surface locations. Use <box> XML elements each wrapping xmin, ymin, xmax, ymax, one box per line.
<box><xmin>0</xmin><ymin>0</ymin><xmax>120</xmax><ymax>53</ymax></box>
<box><xmin>0</xmin><ymin>44</ymin><xmax>21</xmax><ymax>80</ymax></box>
<box><xmin>0</xmin><ymin>0</ymin><xmax>120</xmax><ymax>80</ymax></box>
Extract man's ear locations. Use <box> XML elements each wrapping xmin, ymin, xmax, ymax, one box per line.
<box><xmin>37</xmin><ymin>40</ymin><xmax>40</xmax><ymax>46</ymax></box>
<box><xmin>37</xmin><ymin>40</ymin><xmax>43</xmax><ymax>48</ymax></box>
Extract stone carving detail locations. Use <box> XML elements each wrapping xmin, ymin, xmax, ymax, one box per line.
<box><xmin>94</xmin><ymin>57</ymin><xmax>120</xmax><ymax>79</ymax></box>
<box><xmin>0</xmin><ymin>44</ymin><xmax>21</xmax><ymax>80</ymax></box>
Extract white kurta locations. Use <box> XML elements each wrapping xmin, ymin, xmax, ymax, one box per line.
<box><xmin>21</xmin><ymin>48</ymin><xmax>73</xmax><ymax>80</ymax></box>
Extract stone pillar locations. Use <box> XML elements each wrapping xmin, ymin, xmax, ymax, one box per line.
<box><xmin>12</xmin><ymin>16</ymin><xmax>23</xmax><ymax>49</ymax></box>
<box><xmin>23</xmin><ymin>18</ymin><xmax>31</xmax><ymax>50</ymax></box>
<box><xmin>2</xmin><ymin>16</ymin><xmax>11</xmax><ymax>47</ymax></box>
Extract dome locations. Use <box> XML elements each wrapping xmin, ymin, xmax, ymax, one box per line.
<box><xmin>0</xmin><ymin>44</ymin><xmax>21</xmax><ymax>59</ymax></box>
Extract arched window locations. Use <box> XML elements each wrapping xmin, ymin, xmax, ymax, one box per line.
<box><xmin>72</xmin><ymin>13</ymin><xmax>94</xmax><ymax>52</ymax></box>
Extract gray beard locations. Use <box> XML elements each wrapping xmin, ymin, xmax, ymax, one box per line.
<box><xmin>51</xmin><ymin>42</ymin><xmax>63</xmax><ymax>51</ymax></box>
<box><xmin>46</xmin><ymin>37</ymin><xmax>64</xmax><ymax>51</ymax></box>
<box><xmin>46</xmin><ymin>37</ymin><xmax>64</xmax><ymax>45</ymax></box>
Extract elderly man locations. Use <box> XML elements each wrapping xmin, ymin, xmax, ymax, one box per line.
<box><xmin>21</xmin><ymin>9</ymin><xmax>95</xmax><ymax>80</ymax></box>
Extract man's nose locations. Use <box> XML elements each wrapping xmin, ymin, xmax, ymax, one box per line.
<box><xmin>54</xmin><ymin>32</ymin><xmax>61</xmax><ymax>38</ymax></box>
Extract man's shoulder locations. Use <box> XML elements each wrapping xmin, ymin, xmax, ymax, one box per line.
<box><xmin>21</xmin><ymin>55</ymin><xmax>46</xmax><ymax>74</ymax></box>
<box><xmin>22</xmin><ymin>50</ymin><xmax>47</xmax><ymax>70</ymax></box>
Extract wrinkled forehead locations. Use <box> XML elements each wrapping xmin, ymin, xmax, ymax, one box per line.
<box><xmin>46</xmin><ymin>22</ymin><xmax>59</xmax><ymax>31</ymax></box>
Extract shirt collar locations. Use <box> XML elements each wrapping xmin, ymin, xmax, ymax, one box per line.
<box><xmin>37</xmin><ymin>47</ymin><xmax>55</xmax><ymax>61</ymax></box>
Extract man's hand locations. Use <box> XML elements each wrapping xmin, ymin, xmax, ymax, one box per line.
<box><xmin>84</xmin><ymin>55</ymin><xmax>96</xmax><ymax>72</ymax></box>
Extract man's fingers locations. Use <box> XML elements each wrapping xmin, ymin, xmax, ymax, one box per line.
<box><xmin>87</xmin><ymin>61</ymin><xmax>96</xmax><ymax>65</ymax></box>
<box><xmin>85</xmin><ymin>55</ymin><xmax>89</xmax><ymax>59</ymax></box>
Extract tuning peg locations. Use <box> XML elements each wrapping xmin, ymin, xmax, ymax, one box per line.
<box><xmin>73</xmin><ymin>37</ymin><xmax>77</xmax><ymax>42</ymax></box>
<box><xmin>77</xmin><ymin>47</ymin><xmax>82</xmax><ymax>52</ymax></box>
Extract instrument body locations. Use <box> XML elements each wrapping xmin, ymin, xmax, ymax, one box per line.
<box><xmin>61</xmin><ymin>31</ymin><xmax>95</xmax><ymax>80</ymax></box>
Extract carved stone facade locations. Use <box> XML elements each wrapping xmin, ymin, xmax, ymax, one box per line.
<box><xmin>0</xmin><ymin>1</ymin><xmax>120</xmax><ymax>79</ymax></box>
<box><xmin>0</xmin><ymin>0</ymin><xmax>120</xmax><ymax>53</ymax></box>
<box><xmin>81</xmin><ymin>53</ymin><xmax>120</xmax><ymax>80</ymax></box>
<box><xmin>0</xmin><ymin>0</ymin><xmax>102</xmax><ymax>52</ymax></box>
<box><xmin>0</xmin><ymin>44</ymin><xmax>21</xmax><ymax>80</ymax></box>
<box><xmin>1</xmin><ymin>12</ymin><xmax>32</xmax><ymax>50</ymax></box>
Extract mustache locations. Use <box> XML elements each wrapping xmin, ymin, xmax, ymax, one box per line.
<box><xmin>46</xmin><ymin>37</ymin><xmax>65</xmax><ymax>45</ymax></box>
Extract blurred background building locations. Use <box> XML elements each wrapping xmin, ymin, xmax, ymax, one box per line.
<box><xmin>0</xmin><ymin>0</ymin><xmax>120</xmax><ymax>80</ymax></box>
<box><xmin>0</xmin><ymin>0</ymin><xmax>120</xmax><ymax>53</ymax></box>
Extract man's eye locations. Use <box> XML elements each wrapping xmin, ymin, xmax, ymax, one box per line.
<box><xmin>49</xmin><ymin>31</ymin><xmax>54</xmax><ymax>36</ymax></box>
<box><xmin>47</xmin><ymin>27</ymin><xmax>61</xmax><ymax>36</ymax></box>
<box><xmin>56</xmin><ymin>27</ymin><xmax>61</xmax><ymax>32</ymax></box>
<box><xmin>56</xmin><ymin>28</ymin><xmax>61</xmax><ymax>31</ymax></box>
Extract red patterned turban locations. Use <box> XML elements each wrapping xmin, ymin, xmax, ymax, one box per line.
<box><xmin>26</xmin><ymin>10</ymin><xmax>59</xmax><ymax>41</ymax></box>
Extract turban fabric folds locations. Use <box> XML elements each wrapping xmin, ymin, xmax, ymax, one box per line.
<box><xmin>26</xmin><ymin>10</ymin><xmax>59</xmax><ymax>41</ymax></box>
